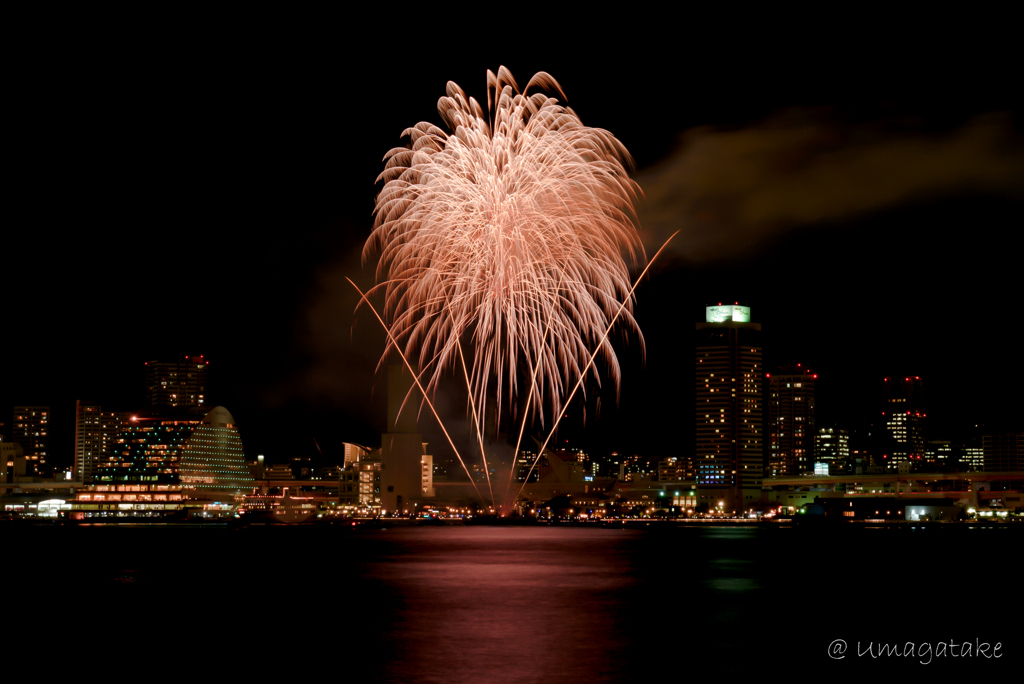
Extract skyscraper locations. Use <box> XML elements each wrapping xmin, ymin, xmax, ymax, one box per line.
<box><xmin>12</xmin><ymin>406</ymin><xmax>49</xmax><ymax>476</ymax></box>
<box><xmin>695</xmin><ymin>304</ymin><xmax>763</xmax><ymax>512</ymax></box>
<box><xmin>767</xmin><ymin>365</ymin><xmax>816</xmax><ymax>476</ymax></box>
<box><xmin>74</xmin><ymin>401</ymin><xmax>128</xmax><ymax>483</ymax></box>
<box><xmin>380</xmin><ymin>365</ymin><xmax>433</xmax><ymax>512</ymax></box>
<box><xmin>144</xmin><ymin>356</ymin><xmax>210</xmax><ymax>412</ymax></box>
<box><xmin>881</xmin><ymin>376</ymin><xmax>925</xmax><ymax>468</ymax></box>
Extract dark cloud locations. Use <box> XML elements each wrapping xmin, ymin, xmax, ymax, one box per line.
<box><xmin>636</xmin><ymin>110</ymin><xmax>1023</xmax><ymax>259</ymax></box>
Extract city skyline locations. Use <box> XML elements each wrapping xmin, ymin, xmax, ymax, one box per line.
<box><xmin>5</xmin><ymin>22</ymin><xmax>1021</xmax><ymax>469</ymax></box>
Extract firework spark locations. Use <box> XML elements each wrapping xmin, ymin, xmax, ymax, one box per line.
<box><xmin>362</xmin><ymin>67</ymin><xmax>646</xmax><ymax>504</ymax></box>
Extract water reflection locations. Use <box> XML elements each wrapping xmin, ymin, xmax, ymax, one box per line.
<box><xmin>368</xmin><ymin>528</ymin><xmax>637</xmax><ymax>683</ymax></box>
<box><xmin>8</xmin><ymin>523</ymin><xmax>1018</xmax><ymax>680</ymax></box>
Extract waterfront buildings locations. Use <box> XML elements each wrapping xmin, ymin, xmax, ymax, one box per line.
<box><xmin>695</xmin><ymin>303</ymin><xmax>763</xmax><ymax>512</ymax></box>
<box><xmin>94</xmin><ymin>406</ymin><xmax>253</xmax><ymax>495</ymax></box>
<box><xmin>337</xmin><ymin>366</ymin><xmax>435</xmax><ymax>513</ymax></box>
<box><xmin>767</xmin><ymin>365</ymin><xmax>816</xmax><ymax>476</ymax></box>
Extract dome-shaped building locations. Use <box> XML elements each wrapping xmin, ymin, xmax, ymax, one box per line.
<box><xmin>178</xmin><ymin>406</ymin><xmax>254</xmax><ymax>495</ymax></box>
<box><xmin>95</xmin><ymin>407</ymin><xmax>252</xmax><ymax>492</ymax></box>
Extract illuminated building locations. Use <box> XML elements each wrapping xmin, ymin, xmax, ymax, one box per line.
<box><xmin>882</xmin><ymin>376</ymin><xmax>926</xmax><ymax>468</ymax></box>
<box><xmin>342</xmin><ymin>442</ymin><xmax>370</xmax><ymax>466</ymax></box>
<box><xmin>12</xmin><ymin>406</ymin><xmax>49</xmax><ymax>476</ymax></box>
<box><xmin>924</xmin><ymin>440</ymin><xmax>953</xmax><ymax>469</ymax></box>
<box><xmin>695</xmin><ymin>303</ymin><xmax>763</xmax><ymax>512</ymax></box>
<box><xmin>768</xmin><ymin>365</ymin><xmax>816</xmax><ymax>476</ymax></box>
<box><xmin>815</xmin><ymin>428</ymin><xmax>850</xmax><ymax>464</ymax></box>
<box><xmin>177</xmin><ymin>406</ymin><xmax>254</xmax><ymax>495</ymax></box>
<box><xmin>960</xmin><ymin>445</ymin><xmax>984</xmax><ymax>472</ymax></box>
<box><xmin>74</xmin><ymin>401</ymin><xmax>128</xmax><ymax>483</ymax></box>
<box><xmin>69</xmin><ymin>483</ymin><xmax>188</xmax><ymax>516</ymax></box>
<box><xmin>658</xmin><ymin>457</ymin><xmax>693</xmax><ymax>482</ymax></box>
<box><xmin>95</xmin><ymin>406</ymin><xmax>253</xmax><ymax>496</ymax></box>
<box><xmin>340</xmin><ymin>457</ymin><xmax>381</xmax><ymax>508</ymax></box>
<box><xmin>514</xmin><ymin>450</ymin><xmax>540</xmax><ymax>483</ymax></box>
<box><xmin>983</xmin><ymin>434</ymin><xmax>1023</xmax><ymax>473</ymax></box>
<box><xmin>144</xmin><ymin>355</ymin><xmax>209</xmax><ymax>412</ymax></box>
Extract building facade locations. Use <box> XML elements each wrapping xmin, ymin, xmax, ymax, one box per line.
<box><xmin>767</xmin><ymin>365</ymin><xmax>816</xmax><ymax>476</ymax></box>
<box><xmin>983</xmin><ymin>433</ymin><xmax>1023</xmax><ymax>473</ymax></box>
<box><xmin>12</xmin><ymin>406</ymin><xmax>49</xmax><ymax>476</ymax></box>
<box><xmin>881</xmin><ymin>376</ymin><xmax>926</xmax><ymax>468</ymax></box>
<box><xmin>74</xmin><ymin>401</ymin><xmax>128</xmax><ymax>483</ymax></box>
<box><xmin>695</xmin><ymin>304</ymin><xmax>763</xmax><ymax>512</ymax></box>
<box><xmin>815</xmin><ymin>427</ymin><xmax>850</xmax><ymax>464</ymax></box>
<box><xmin>144</xmin><ymin>356</ymin><xmax>210</xmax><ymax>412</ymax></box>
<box><xmin>95</xmin><ymin>406</ymin><xmax>253</xmax><ymax>496</ymax></box>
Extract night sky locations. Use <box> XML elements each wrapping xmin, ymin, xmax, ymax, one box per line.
<box><xmin>6</xmin><ymin>16</ymin><xmax>1022</xmax><ymax>470</ymax></box>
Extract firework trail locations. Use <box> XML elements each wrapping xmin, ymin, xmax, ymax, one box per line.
<box><xmin>361</xmin><ymin>66</ymin><xmax>646</xmax><ymax>506</ymax></box>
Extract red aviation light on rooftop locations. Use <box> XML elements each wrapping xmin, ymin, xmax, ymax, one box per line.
<box><xmin>813</xmin><ymin>374</ymin><xmax>818</xmax><ymax>379</ymax></box>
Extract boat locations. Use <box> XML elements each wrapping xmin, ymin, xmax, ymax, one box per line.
<box><xmin>238</xmin><ymin>488</ymin><xmax>317</xmax><ymax>525</ymax></box>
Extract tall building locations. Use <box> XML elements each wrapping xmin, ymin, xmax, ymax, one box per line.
<box><xmin>767</xmin><ymin>365</ymin><xmax>817</xmax><ymax>476</ymax></box>
<box><xmin>74</xmin><ymin>401</ymin><xmax>128</xmax><ymax>483</ymax></box>
<box><xmin>379</xmin><ymin>365</ymin><xmax>434</xmax><ymax>512</ymax></box>
<box><xmin>12</xmin><ymin>406</ymin><xmax>49</xmax><ymax>476</ymax></box>
<box><xmin>881</xmin><ymin>376</ymin><xmax>926</xmax><ymax>468</ymax></box>
<box><xmin>144</xmin><ymin>356</ymin><xmax>210</xmax><ymax>412</ymax></box>
<box><xmin>695</xmin><ymin>303</ymin><xmax>763</xmax><ymax>512</ymax></box>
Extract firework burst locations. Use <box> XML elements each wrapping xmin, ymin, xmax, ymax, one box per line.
<box><xmin>365</xmin><ymin>67</ymin><xmax>645</xmax><ymax>437</ymax></box>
